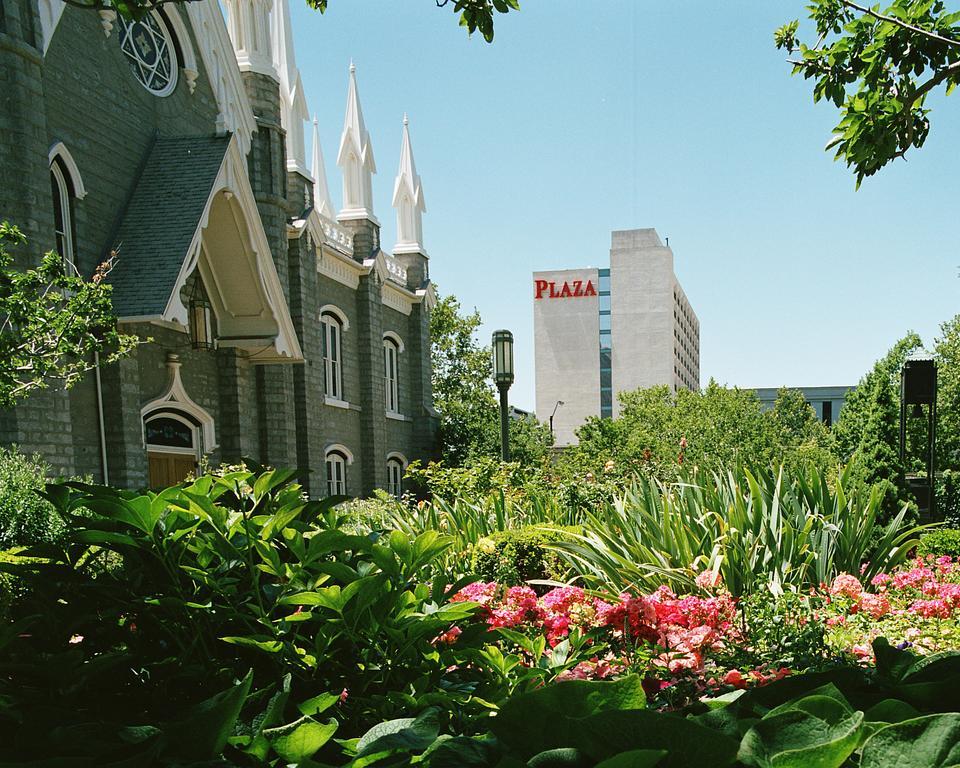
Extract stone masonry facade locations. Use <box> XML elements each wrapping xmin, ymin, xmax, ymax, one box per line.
<box><xmin>0</xmin><ymin>0</ymin><xmax>437</xmax><ymax>496</ymax></box>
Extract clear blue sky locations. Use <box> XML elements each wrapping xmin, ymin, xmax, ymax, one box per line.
<box><xmin>291</xmin><ymin>0</ymin><xmax>960</xmax><ymax>412</ymax></box>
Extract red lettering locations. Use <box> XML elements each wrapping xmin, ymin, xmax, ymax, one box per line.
<box><xmin>583</xmin><ymin>280</ymin><xmax>597</xmax><ymax>297</ymax></box>
<box><xmin>559</xmin><ymin>282</ymin><xmax>573</xmax><ymax>298</ymax></box>
<box><xmin>534</xmin><ymin>279</ymin><xmax>548</xmax><ymax>299</ymax></box>
<box><xmin>549</xmin><ymin>282</ymin><xmax>558</xmax><ymax>298</ymax></box>
<box><xmin>573</xmin><ymin>280</ymin><xmax>584</xmax><ymax>297</ymax></box>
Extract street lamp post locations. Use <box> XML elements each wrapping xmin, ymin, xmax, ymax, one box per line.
<box><xmin>549</xmin><ymin>400</ymin><xmax>564</xmax><ymax>440</ymax></box>
<box><xmin>492</xmin><ymin>329</ymin><xmax>515</xmax><ymax>462</ymax></box>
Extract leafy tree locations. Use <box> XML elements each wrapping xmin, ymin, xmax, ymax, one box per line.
<box><xmin>769</xmin><ymin>387</ymin><xmax>837</xmax><ymax>471</ymax></box>
<box><xmin>776</xmin><ymin>1</ymin><xmax>960</xmax><ymax>185</ymax></box>
<box><xmin>832</xmin><ymin>332</ymin><xmax>922</xmax><ymax>462</ymax></box>
<box><xmin>934</xmin><ymin>314</ymin><xmax>960</xmax><ymax>469</ymax></box>
<box><xmin>0</xmin><ymin>222</ymin><xmax>137</xmax><ymax>408</ymax></box>
<box><xmin>61</xmin><ymin>0</ymin><xmax>519</xmax><ymax>42</ymax></box>
<box><xmin>429</xmin><ymin>290</ymin><xmax>551</xmax><ymax>467</ymax></box>
<box><xmin>568</xmin><ymin>381</ymin><xmax>837</xmax><ymax>483</ymax></box>
<box><xmin>851</xmin><ymin>374</ymin><xmax>909</xmax><ymax>520</ymax></box>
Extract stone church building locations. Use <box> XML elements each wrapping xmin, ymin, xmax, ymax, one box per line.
<box><xmin>0</xmin><ymin>0</ymin><xmax>437</xmax><ymax>496</ymax></box>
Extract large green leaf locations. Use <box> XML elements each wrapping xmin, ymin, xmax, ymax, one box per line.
<box><xmin>594</xmin><ymin>750</ymin><xmax>668</xmax><ymax>768</ymax></box>
<box><xmin>263</xmin><ymin>715</ymin><xmax>337</xmax><ymax>762</ymax></box>
<box><xmin>860</xmin><ymin>714</ymin><xmax>960</xmax><ymax>768</ymax></box>
<box><xmin>737</xmin><ymin>694</ymin><xmax>864</xmax><ymax>768</ymax></box>
<box><xmin>492</xmin><ymin>676</ymin><xmax>646</xmax><ymax>757</ymax></box>
<box><xmin>355</xmin><ymin>708</ymin><xmax>441</xmax><ymax>758</ymax></box>
<box><xmin>161</xmin><ymin>669</ymin><xmax>253</xmax><ymax>761</ymax></box>
<box><xmin>573</xmin><ymin>710</ymin><xmax>738</xmax><ymax>768</ymax></box>
<box><xmin>526</xmin><ymin>747</ymin><xmax>589</xmax><ymax>767</ymax></box>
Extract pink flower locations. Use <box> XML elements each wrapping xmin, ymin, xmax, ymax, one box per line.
<box><xmin>909</xmin><ymin>599</ymin><xmax>952</xmax><ymax>619</ymax></box>
<box><xmin>852</xmin><ymin>644</ymin><xmax>872</xmax><ymax>661</ymax></box>
<box><xmin>434</xmin><ymin>625</ymin><xmax>462</xmax><ymax>645</ymax></box>
<box><xmin>695</xmin><ymin>569</ymin><xmax>722</xmax><ymax>591</ymax></box>
<box><xmin>338</xmin><ymin>688</ymin><xmax>349</xmax><ymax>704</ymax></box>
<box><xmin>723</xmin><ymin>669</ymin><xmax>747</xmax><ymax>689</ymax></box>
<box><xmin>829</xmin><ymin>574</ymin><xmax>864</xmax><ymax>599</ymax></box>
<box><xmin>858</xmin><ymin>593</ymin><xmax>891</xmax><ymax>620</ymax></box>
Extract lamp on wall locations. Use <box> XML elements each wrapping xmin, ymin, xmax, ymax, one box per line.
<box><xmin>189</xmin><ymin>278</ymin><xmax>214</xmax><ymax>350</ymax></box>
<box><xmin>549</xmin><ymin>400</ymin><xmax>564</xmax><ymax>440</ymax></box>
<box><xmin>492</xmin><ymin>329</ymin><xmax>515</xmax><ymax>462</ymax></box>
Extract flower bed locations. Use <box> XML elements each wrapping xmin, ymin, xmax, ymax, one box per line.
<box><xmin>821</xmin><ymin>555</ymin><xmax>960</xmax><ymax>658</ymax></box>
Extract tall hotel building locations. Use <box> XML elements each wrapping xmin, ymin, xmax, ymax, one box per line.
<box><xmin>534</xmin><ymin>229</ymin><xmax>700</xmax><ymax>446</ymax></box>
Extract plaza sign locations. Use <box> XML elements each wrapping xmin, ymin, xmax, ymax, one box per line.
<box><xmin>534</xmin><ymin>278</ymin><xmax>598</xmax><ymax>300</ymax></box>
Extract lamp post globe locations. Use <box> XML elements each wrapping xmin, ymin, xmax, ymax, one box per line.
<box><xmin>492</xmin><ymin>329</ymin><xmax>515</xmax><ymax>461</ymax></box>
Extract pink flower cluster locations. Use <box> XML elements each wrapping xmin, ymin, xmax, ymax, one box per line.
<box><xmin>451</xmin><ymin>578</ymin><xmax>740</xmax><ymax>677</ymax></box>
<box><xmin>826</xmin><ymin>556</ymin><xmax>960</xmax><ymax>625</ymax></box>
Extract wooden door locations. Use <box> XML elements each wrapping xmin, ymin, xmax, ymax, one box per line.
<box><xmin>148</xmin><ymin>452</ymin><xmax>196</xmax><ymax>489</ymax></box>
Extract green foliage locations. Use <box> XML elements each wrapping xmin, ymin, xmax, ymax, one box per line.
<box><xmin>740</xmin><ymin>591</ymin><xmax>829</xmax><ymax>671</ymax></box>
<box><xmin>0</xmin><ymin>222</ymin><xmax>137</xmax><ymax>406</ymax></box>
<box><xmin>568</xmin><ymin>382</ymin><xmax>838</xmax><ymax>486</ymax></box>
<box><xmin>0</xmin><ymin>469</ymin><xmax>495</xmax><ymax>763</ymax></box>
<box><xmin>934</xmin><ymin>314</ymin><xmax>960</xmax><ymax>471</ymax></box>
<box><xmin>917</xmin><ymin>528</ymin><xmax>960</xmax><ymax>557</ymax></box>
<box><xmin>551</xmin><ymin>463</ymin><xmax>926</xmax><ymax>598</ymax></box>
<box><xmin>935</xmin><ymin>469</ymin><xmax>960</xmax><ymax>526</ymax></box>
<box><xmin>345</xmin><ymin>643</ymin><xmax>960</xmax><ymax>766</ymax></box>
<box><xmin>472</xmin><ymin>526</ymin><xmax>577</xmax><ymax>586</ymax></box>
<box><xmin>775</xmin><ymin>1</ymin><xmax>960</xmax><ymax>186</ymax></box>
<box><xmin>430</xmin><ymin>291</ymin><xmax>552</xmax><ymax>467</ymax></box>
<box><xmin>0</xmin><ymin>447</ymin><xmax>64</xmax><ymax>550</ymax></box>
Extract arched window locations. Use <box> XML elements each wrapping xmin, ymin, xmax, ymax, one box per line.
<box><xmin>383</xmin><ymin>336</ymin><xmax>399</xmax><ymax>413</ymax></box>
<box><xmin>49</xmin><ymin>157</ymin><xmax>76</xmax><ymax>272</ymax></box>
<box><xmin>325</xmin><ymin>450</ymin><xmax>348</xmax><ymax>496</ymax></box>
<box><xmin>386</xmin><ymin>454</ymin><xmax>406</xmax><ymax>499</ymax></box>
<box><xmin>321</xmin><ymin>311</ymin><xmax>344</xmax><ymax>400</ymax></box>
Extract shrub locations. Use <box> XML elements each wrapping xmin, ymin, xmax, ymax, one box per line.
<box><xmin>0</xmin><ymin>447</ymin><xmax>64</xmax><ymax>549</ymax></box>
<box><xmin>917</xmin><ymin>529</ymin><xmax>960</xmax><ymax>558</ymax></box>
<box><xmin>937</xmin><ymin>469</ymin><xmax>960</xmax><ymax>527</ymax></box>
<box><xmin>471</xmin><ymin>526</ymin><xmax>577</xmax><ymax>586</ymax></box>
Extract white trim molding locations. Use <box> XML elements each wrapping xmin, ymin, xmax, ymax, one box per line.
<box><xmin>140</xmin><ymin>353</ymin><xmax>217</xmax><ymax>453</ymax></box>
<box><xmin>382</xmin><ymin>330</ymin><xmax>405</xmax><ymax>353</ymax></box>
<box><xmin>324</xmin><ymin>396</ymin><xmax>351</xmax><ymax>410</ymax></box>
<box><xmin>48</xmin><ymin>142</ymin><xmax>86</xmax><ymax>199</ymax></box>
<box><xmin>319</xmin><ymin>303</ymin><xmax>350</xmax><ymax>331</ymax></box>
<box><xmin>386</xmin><ymin>451</ymin><xmax>408</xmax><ymax>466</ymax></box>
<box><xmin>325</xmin><ymin>443</ymin><xmax>355</xmax><ymax>464</ymax></box>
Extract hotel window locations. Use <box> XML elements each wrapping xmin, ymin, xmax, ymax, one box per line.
<box><xmin>49</xmin><ymin>157</ymin><xmax>76</xmax><ymax>273</ymax></box>
<box><xmin>386</xmin><ymin>456</ymin><xmax>404</xmax><ymax>498</ymax></box>
<box><xmin>321</xmin><ymin>311</ymin><xmax>344</xmax><ymax>400</ymax></box>
<box><xmin>326</xmin><ymin>450</ymin><xmax>347</xmax><ymax>496</ymax></box>
<box><xmin>383</xmin><ymin>337</ymin><xmax>400</xmax><ymax>413</ymax></box>
<box><xmin>822</xmin><ymin>401</ymin><xmax>833</xmax><ymax>427</ymax></box>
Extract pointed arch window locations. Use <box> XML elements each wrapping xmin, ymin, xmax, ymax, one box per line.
<box><xmin>49</xmin><ymin>157</ymin><xmax>76</xmax><ymax>273</ymax></box>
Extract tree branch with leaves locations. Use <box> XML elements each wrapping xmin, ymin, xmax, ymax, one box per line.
<box><xmin>776</xmin><ymin>0</ymin><xmax>960</xmax><ymax>186</ymax></box>
<box><xmin>0</xmin><ymin>222</ymin><xmax>138</xmax><ymax>408</ymax></box>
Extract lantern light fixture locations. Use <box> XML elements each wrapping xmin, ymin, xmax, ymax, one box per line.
<box><xmin>189</xmin><ymin>278</ymin><xmax>214</xmax><ymax>350</ymax></box>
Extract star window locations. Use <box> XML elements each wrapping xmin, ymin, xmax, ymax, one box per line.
<box><xmin>118</xmin><ymin>12</ymin><xmax>178</xmax><ymax>96</ymax></box>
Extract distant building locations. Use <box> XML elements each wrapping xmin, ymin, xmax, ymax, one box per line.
<box><xmin>533</xmin><ymin>229</ymin><xmax>699</xmax><ymax>447</ymax></box>
<box><xmin>753</xmin><ymin>386</ymin><xmax>855</xmax><ymax>427</ymax></box>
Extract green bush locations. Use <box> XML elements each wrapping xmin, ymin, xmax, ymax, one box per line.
<box><xmin>471</xmin><ymin>526</ymin><xmax>578</xmax><ymax>586</ymax></box>
<box><xmin>0</xmin><ymin>447</ymin><xmax>64</xmax><ymax>549</ymax></box>
<box><xmin>917</xmin><ymin>528</ymin><xmax>960</xmax><ymax>558</ymax></box>
<box><xmin>937</xmin><ymin>469</ymin><xmax>960</xmax><ymax>527</ymax></box>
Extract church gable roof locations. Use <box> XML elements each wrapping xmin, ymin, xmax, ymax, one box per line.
<box><xmin>109</xmin><ymin>135</ymin><xmax>230</xmax><ymax>318</ymax></box>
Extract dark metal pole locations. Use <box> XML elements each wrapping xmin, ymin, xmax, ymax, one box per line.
<box><xmin>931</xmin><ymin>377</ymin><xmax>938</xmax><ymax>520</ymax></box>
<box><xmin>498</xmin><ymin>384</ymin><xmax>510</xmax><ymax>462</ymax></box>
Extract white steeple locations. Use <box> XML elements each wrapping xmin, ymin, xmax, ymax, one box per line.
<box><xmin>311</xmin><ymin>116</ymin><xmax>336</xmax><ymax>219</ymax></box>
<box><xmin>271</xmin><ymin>0</ymin><xmax>309</xmax><ymax>175</ymax></box>
<box><xmin>336</xmin><ymin>62</ymin><xmax>377</xmax><ymax>223</ymax></box>
<box><xmin>392</xmin><ymin>114</ymin><xmax>426</xmax><ymax>256</ymax></box>
<box><xmin>223</xmin><ymin>0</ymin><xmax>277</xmax><ymax>79</ymax></box>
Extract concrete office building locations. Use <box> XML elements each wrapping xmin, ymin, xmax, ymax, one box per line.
<box><xmin>534</xmin><ymin>229</ymin><xmax>699</xmax><ymax>446</ymax></box>
<box><xmin>754</xmin><ymin>386</ymin><xmax>855</xmax><ymax>427</ymax></box>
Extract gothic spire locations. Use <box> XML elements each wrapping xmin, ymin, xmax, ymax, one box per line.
<box><xmin>311</xmin><ymin>116</ymin><xmax>336</xmax><ymax>219</ymax></box>
<box><xmin>336</xmin><ymin>62</ymin><xmax>377</xmax><ymax>222</ymax></box>
<box><xmin>392</xmin><ymin>114</ymin><xmax>426</xmax><ymax>255</ymax></box>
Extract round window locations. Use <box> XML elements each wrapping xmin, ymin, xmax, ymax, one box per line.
<box><xmin>117</xmin><ymin>12</ymin><xmax>178</xmax><ymax>96</ymax></box>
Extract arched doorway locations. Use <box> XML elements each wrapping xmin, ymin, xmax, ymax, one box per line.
<box><xmin>144</xmin><ymin>412</ymin><xmax>200</xmax><ymax>488</ymax></box>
